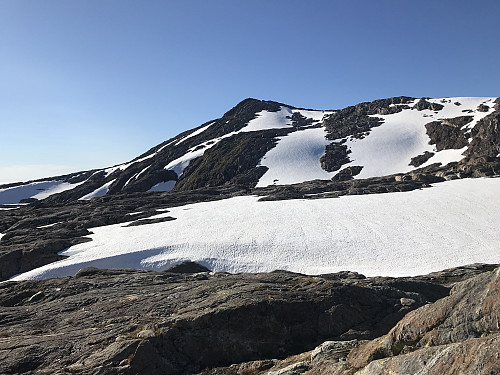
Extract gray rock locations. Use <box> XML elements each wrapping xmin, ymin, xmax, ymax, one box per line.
<box><xmin>0</xmin><ymin>268</ymin><xmax>453</xmax><ymax>374</ymax></box>
<box><xmin>310</xmin><ymin>340</ymin><xmax>361</xmax><ymax>363</ymax></box>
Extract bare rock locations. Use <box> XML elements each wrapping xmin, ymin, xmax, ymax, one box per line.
<box><xmin>166</xmin><ymin>261</ymin><xmax>211</xmax><ymax>274</ymax></box>
<box><xmin>342</xmin><ymin>266</ymin><xmax>500</xmax><ymax>374</ymax></box>
<box><xmin>414</xmin><ymin>98</ymin><xmax>444</xmax><ymax>111</ymax></box>
<box><xmin>0</xmin><ymin>269</ymin><xmax>450</xmax><ymax>374</ymax></box>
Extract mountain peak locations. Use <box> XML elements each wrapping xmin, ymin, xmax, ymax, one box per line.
<box><xmin>1</xmin><ymin>96</ymin><xmax>498</xmax><ymax>205</ymax></box>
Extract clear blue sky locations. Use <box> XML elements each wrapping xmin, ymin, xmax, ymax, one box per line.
<box><xmin>1</xmin><ymin>0</ymin><xmax>499</xmax><ymax>183</ymax></box>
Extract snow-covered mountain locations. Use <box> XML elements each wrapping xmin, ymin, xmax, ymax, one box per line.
<box><xmin>1</xmin><ymin>96</ymin><xmax>498</xmax><ymax>204</ymax></box>
<box><xmin>1</xmin><ymin>96</ymin><xmax>499</xmax><ymax>281</ymax></box>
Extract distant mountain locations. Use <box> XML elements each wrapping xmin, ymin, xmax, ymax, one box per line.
<box><xmin>1</xmin><ymin>96</ymin><xmax>498</xmax><ymax>205</ymax></box>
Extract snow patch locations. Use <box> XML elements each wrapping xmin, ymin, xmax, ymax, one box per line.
<box><xmin>420</xmin><ymin>147</ymin><xmax>468</xmax><ymax>169</ymax></box>
<box><xmin>240</xmin><ymin>107</ymin><xmax>294</xmax><ymax>132</ymax></box>
<box><xmin>147</xmin><ymin>181</ymin><xmax>177</xmax><ymax>192</ymax></box>
<box><xmin>176</xmin><ymin>122</ymin><xmax>214</xmax><ymax>145</ymax></box>
<box><xmin>37</xmin><ymin>222</ymin><xmax>61</xmax><ymax>229</ymax></box>
<box><xmin>104</xmin><ymin>153</ymin><xmax>156</xmax><ymax>177</ymax></box>
<box><xmin>12</xmin><ymin>177</ymin><xmax>500</xmax><ymax>280</ymax></box>
<box><xmin>79</xmin><ymin>180</ymin><xmax>116</xmax><ymax>200</ymax></box>
<box><xmin>294</xmin><ymin>109</ymin><xmax>332</xmax><ymax>122</ymax></box>
<box><xmin>135</xmin><ymin>165</ymin><xmax>151</xmax><ymax>179</ymax></box>
<box><xmin>256</xmin><ymin>127</ymin><xmax>335</xmax><ymax>187</ymax></box>
<box><xmin>124</xmin><ymin>165</ymin><xmax>153</xmax><ymax>188</ymax></box>
<box><xmin>0</xmin><ymin>180</ymin><xmax>86</xmax><ymax>204</ymax></box>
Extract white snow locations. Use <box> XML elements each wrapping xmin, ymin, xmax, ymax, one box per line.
<box><xmin>104</xmin><ymin>153</ymin><xmax>157</xmax><ymax>177</ymax></box>
<box><xmin>37</xmin><ymin>222</ymin><xmax>62</xmax><ymax>229</ymax></box>
<box><xmin>256</xmin><ymin>127</ymin><xmax>335</xmax><ymax>187</ymax></box>
<box><xmin>147</xmin><ymin>181</ymin><xmax>177</xmax><ymax>192</ymax></box>
<box><xmin>240</xmin><ymin>107</ymin><xmax>294</xmax><ymax>132</ymax></box>
<box><xmin>12</xmin><ymin>177</ymin><xmax>500</xmax><ymax>281</ymax></box>
<box><xmin>32</xmin><ymin>180</ymin><xmax>87</xmax><ymax>200</ymax></box>
<box><xmin>135</xmin><ymin>165</ymin><xmax>151</xmax><ymax>179</ymax></box>
<box><xmin>419</xmin><ymin>147</ymin><xmax>468</xmax><ymax>169</ymax></box>
<box><xmin>123</xmin><ymin>175</ymin><xmax>136</xmax><ymax>188</ymax></box>
<box><xmin>0</xmin><ymin>180</ymin><xmax>86</xmax><ymax>204</ymax></box>
<box><xmin>340</xmin><ymin>97</ymin><xmax>496</xmax><ymax>179</ymax></box>
<box><xmin>176</xmin><ymin>122</ymin><xmax>214</xmax><ymax>145</ymax></box>
<box><xmin>164</xmin><ymin>107</ymin><xmax>328</xmax><ymax>181</ymax></box>
<box><xmin>78</xmin><ymin>179</ymin><xmax>116</xmax><ymax>200</ymax></box>
<box><xmin>155</xmin><ymin>139</ymin><xmax>178</xmax><ymax>154</ymax></box>
<box><xmin>296</xmin><ymin>109</ymin><xmax>332</xmax><ymax>122</ymax></box>
<box><xmin>123</xmin><ymin>165</ymin><xmax>152</xmax><ymax>188</ymax></box>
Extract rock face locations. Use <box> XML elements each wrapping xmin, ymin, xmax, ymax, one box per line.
<box><xmin>320</xmin><ymin>142</ymin><xmax>351</xmax><ymax>172</ymax></box>
<box><xmin>337</xmin><ymin>265</ymin><xmax>500</xmax><ymax>374</ymax></box>
<box><xmin>409</xmin><ymin>151</ymin><xmax>435</xmax><ymax>167</ymax></box>
<box><xmin>425</xmin><ymin>118</ymin><xmax>470</xmax><ymax>151</ymax></box>
<box><xmin>322</xmin><ymin>96</ymin><xmax>414</xmax><ymax>140</ymax></box>
<box><xmin>193</xmin><ymin>265</ymin><xmax>500</xmax><ymax>375</ymax></box>
<box><xmin>0</xmin><ymin>267</ymin><xmax>452</xmax><ymax>375</ymax></box>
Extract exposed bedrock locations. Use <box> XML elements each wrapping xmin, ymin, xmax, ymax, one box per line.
<box><xmin>320</xmin><ymin>142</ymin><xmax>351</xmax><ymax>172</ymax></box>
<box><xmin>425</xmin><ymin>119</ymin><xmax>470</xmax><ymax>151</ymax></box>
<box><xmin>413</xmin><ymin>98</ymin><xmax>444</xmax><ymax>111</ymax></box>
<box><xmin>192</xmin><ymin>265</ymin><xmax>500</xmax><ymax>374</ymax></box>
<box><xmin>0</xmin><ymin>267</ymin><xmax>455</xmax><ymax>374</ymax></box>
<box><xmin>174</xmin><ymin>130</ymin><xmax>289</xmax><ymax>191</ymax></box>
<box><xmin>337</xmin><ymin>265</ymin><xmax>500</xmax><ymax>374</ymax></box>
<box><xmin>409</xmin><ymin>151</ymin><xmax>434</xmax><ymax>167</ymax></box>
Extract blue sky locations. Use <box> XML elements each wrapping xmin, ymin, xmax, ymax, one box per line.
<box><xmin>1</xmin><ymin>0</ymin><xmax>499</xmax><ymax>183</ymax></box>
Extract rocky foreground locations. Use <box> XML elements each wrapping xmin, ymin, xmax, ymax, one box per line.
<box><xmin>0</xmin><ymin>262</ymin><xmax>498</xmax><ymax>374</ymax></box>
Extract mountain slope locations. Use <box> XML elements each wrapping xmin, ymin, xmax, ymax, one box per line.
<box><xmin>1</xmin><ymin>96</ymin><xmax>498</xmax><ymax>205</ymax></box>
<box><xmin>1</xmin><ymin>95</ymin><xmax>499</xmax><ymax>281</ymax></box>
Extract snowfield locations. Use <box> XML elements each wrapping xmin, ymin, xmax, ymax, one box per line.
<box><xmin>0</xmin><ymin>180</ymin><xmax>86</xmax><ymax>204</ymax></box>
<box><xmin>338</xmin><ymin>97</ymin><xmax>496</xmax><ymax>179</ymax></box>
<box><xmin>256</xmin><ymin>127</ymin><xmax>335</xmax><ymax>186</ymax></box>
<box><xmin>12</xmin><ymin>177</ymin><xmax>500</xmax><ymax>280</ymax></box>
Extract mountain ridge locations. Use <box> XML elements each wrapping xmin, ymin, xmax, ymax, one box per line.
<box><xmin>1</xmin><ymin>96</ymin><xmax>498</xmax><ymax>206</ymax></box>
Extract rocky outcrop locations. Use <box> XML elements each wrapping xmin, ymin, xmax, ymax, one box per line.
<box><xmin>336</xmin><ymin>266</ymin><xmax>500</xmax><ymax>374</ymax></box>
<box><xmin>425</xmin><ymin>118</ymin><xmax>471</xmax><ymax>151</ymax></box>
<box><xmin>0</xmin><ymin>267</ymin><xmax>451</xmax><ymax>374</ymax></box>
<box><xmin>465</xmin><ymin>103</ymin><xmax>500</xmax><ymax>159</ymax></box>
<box><xmin>174</xmin><ymin>130</ymin><xmax>288</xmax><ymax>191</ymax></box>
<box><xmin>409</xmin><ymin>151</ymin><xmax>434</xmax><ymax>167</ymax></box>
<box><xmin>193</xmin><ymin>265</ymin><xmax>500</xmax><ymax>375</ymax></box>
<box><xmin>322</xmin><ymin>97</ymin><xmax>414</xmax><ymax>141</ymax></box>
<box><xmin>331</xmin><ymin>166</ymin><xmax>363</xmax><ymax>181</ymax></box>
<box><xmin>320</xmin><ymin>142</ymin><xmax>351</xmax><ymax>172</ymax></box>
<box><xmin>413</xmin><ymin>98</ymin><xmax>444</xmax><ymax>111</ymax></box>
